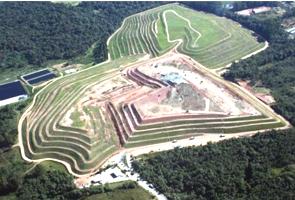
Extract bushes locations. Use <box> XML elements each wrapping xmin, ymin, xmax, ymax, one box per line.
<box><xmin>0</xmin><ymin>101</ymin><xmax>28</xmax><ymax>149</ymax></box>
<box><xmin>17</xmin><ymin>170</ymin><xmax>75</xmax><ymax>200</ymax></box>
<box><xmin>133</xmin><ymin>129</ymin><xmax>295</xmax><ymax>200</ymax></box>
<box><xmin>0</xmin><ymin>2</ymin><xmax>163</xmax><ymax>69</ymax></box>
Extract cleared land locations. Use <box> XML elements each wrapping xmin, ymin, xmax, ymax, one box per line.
<box><xmin>108</xmin><ymin>4</ymin><xmax>265</xmax><ymax>69</ymax></box>
<box><xmin>18</xmin><ymin>4</ymin><xmax>287</xmax><ymax>177</ymax></box>
<box><xmin>18</xmin><ymin>52</ymin><xmax>287</xmax><ymax>176</ymax></box>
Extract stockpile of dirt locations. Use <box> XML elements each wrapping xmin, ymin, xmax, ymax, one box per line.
<box><xmin>163</xmin><ymin>83</ymin><xmax>206</xmax><ymax>111</ymax></box>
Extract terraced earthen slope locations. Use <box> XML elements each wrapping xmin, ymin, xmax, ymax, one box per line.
<box><xmin>108</xmin><ymin>4</ymin><xmax>265</xmax><ymax>69</ymax></box>
<box><xmin>19</xmin><ymin>4</ymin><xmax>288</xmax><ymax>177</ymax></box>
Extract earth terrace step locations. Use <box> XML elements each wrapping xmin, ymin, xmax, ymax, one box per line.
<box><xmin>121</xmin><ymin>99</ymin><xmax>268</xmax><ymax>133</ymax></box>
<box><xmin>140</xmin><ymin>14</ymin><xmax>157</xmax><ymax>57</ymax></box>
<box><xmin>118</xmin><ymin>103</ymin><xmax>133</xmax><ymax>134</ymax></box>
<box><xmin>37</xmin><ymin>127</ymin><xmax>91</xmax><ymax>149</ymax></box>
<box><xmin>124</xmin><ymin>133</ymin><xmax>203</xmax><ymax>148</ymax></box>
<box><xmin>134</xmin><ymin>68</ymin><xmax>168</xmax><ymax>87</ymax></box>
<box><xmin>129</xmin><ymin>120</ymin><xmax>284</xmax><ymax>142</ymax></box>
<box><xmin>29</xmin><ymin>126</ymin><xmax>92</xmax><ymax>161</ymax></box>
<box><xmin>132</xmin><ymin>118</ymin><xmax>276</xmax><ymax>136</ymax></box>
<box><xmin>127</xmin><ymin>121</ymin><xmax>283</xmax><ymax>144</ymax></box>
<box><xmin>32</xmin><ymin>131</ymin><xmax>92</xmax><ymax>160</ymax></box>
<box><xmin>30</xmin><ymin>146</ymin><xmax>117</xmax><ymax>175</ymax></box>
<box><xmin>128</xmin><ymin>69</ymin><xmax>161</xmax><ymax>88</ymax></box>
<box><xmin>135</xmin><ymin>115</ymin><xmax>267</xmax><ymax>130</ymax></box>
<box><xmin>143</xmin><ymin>14</ymin><xmax>160</xmax><ymax>56</ymax></box>
<box><xmin>29</xmin><ymin>139</ymin><xmax>117</xmax><ymax>173</ymax></box>
<box><xmin>106</xmin><ymin>102</ymin><xmax>128</xmax><ymax>145</ymax></box>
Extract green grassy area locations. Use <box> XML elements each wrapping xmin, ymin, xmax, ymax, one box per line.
<box><xmin>20</xmin><ymin>55</ymin><xmax>141</xmax><ymax>175</ymax></box>
<box><xmin>271</xmin><ymin>165</ymin><xmax>295</xmax><ymax>176</ymax></box>
<box><xmin>85</xmin><ymin>183</ymin><xmax>156</xmax><ymax>200</ymax></box>
<box><xmin>0</xmin><ymin>66</ymin><xmax>41</xmax><ymax>84</ymax></box>
<box><xmin>85</xmin><ymin>188</ymin><xmax>155</xmax><ymax>200</ymax></box>
<box><xmin>167</xmin><ymin>6</ymin><xmax>227</xmax><ymax>49</ymax></box>
<box><xmin>169</xmin><ymin>6</ymin><xmax>265</xmax><ymax>68</ymax></box>
<box><xmin>37</xmin><ymin>160</ymin><xmax>67</xmax><ymax>173</ymax></box>
<box><xmin>156</xmin><ymin>17</ymin><xmax>176</xmax><ymax>51</ymax></box>
<box><xmin>108</xmin><ymin>4</ymin><xmax>264</xmax><ymax>69</ymax></box>
<box><xmin>70</xmin><ymin>109</ymin><xmax>85</xmax><ymax>128</ymax></box>
<box><xmin>70</xmin><ymin>42</ymin><xmax>96</xmax><ymax>65</ymax></box>
<box><xmin>0</xmin><ymin>193</ymin><xmax>16</xmax><ymax>200</ymax></box>
<box><xmin>253</xmin><ymin>86</ymin><xmax>271</xmax><ymax>94</ymax></box>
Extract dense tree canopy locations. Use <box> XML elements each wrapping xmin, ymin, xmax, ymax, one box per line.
<box><xmin>0</xmin><ymin>102</ymin><xmax>27</xmax><ymax>149</ymax></box>
<box><xmin>17</xmin><ymin>169</ymin><xmax>75</xmax><ymax>200</ymax></box>
<box><xmin>0</xmin><ymin>2</ymin><xmax>163</xmax><ymax>69</ymax></box>
<box><xmin>133</xmin><ymin>129</ymin><xmax>295</xmax><ymax>200</ymax></box>
<box><xmin>223</xmin><ymin>8</ymin><xmax>295</xmax><ymax>125</ymax></box>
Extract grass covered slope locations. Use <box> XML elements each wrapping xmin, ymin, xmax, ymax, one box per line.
<box><xmin>85</xmin><ymin>183</ymin><xmax>156</xmax><ymax>200</ymax></box>
<box><xmin>108</xmin><ymin>4</ymin><xmax>264</xmax><ymax>69</ymax></box>
<box><xmin>19</xmin><ymin>51</ymin><xmax>287</xmax><ymax>176</ymax></box>
<box><xmin>18</xmin><ymin>3</ymin><xmax>285</xmax><ymax>177</ymax></box>
<box><xmin>19</xmin><ymin>55</ymin><xmax>141</xmax><ymax>175</ymax></box>
<box><xmin>133</xmin><ymin>129</ymin><xmax>295</xmax><ymax>200</ymax></box>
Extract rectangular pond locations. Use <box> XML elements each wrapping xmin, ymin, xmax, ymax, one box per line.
<box><xmin>22</xmin><ymin>69</ymin><xmax>51</xmax><ymax>81</ymax></box>
<box><xmin>27</xmin><ymin>73</ymin><xmax>56</xmax><ymax>85</ymax></box>
<box><xmin>0</xmin><ymin>80</ymin><xmax>27</xmax><ymax>101</ymax></box>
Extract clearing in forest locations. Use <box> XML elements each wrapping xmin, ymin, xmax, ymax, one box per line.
<box><xmin>18</xmin><ymin>4</ymin><xmax>287</xmax><ymax>177</ymax></box>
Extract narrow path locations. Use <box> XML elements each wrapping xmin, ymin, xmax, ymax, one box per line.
<box><xmin>24</xmin><ymin>162</ymin><xmax>40</xmax><ymax>175</ymax></box>
<box><xmin>241</xmin><ymin>41</ymin><xmax>269</xmax><ymax>60</ymax></box>
<box><xmin>162</xmin><ymin>9</ymin><xmax>202</xmax><ymax>46</ymax></box>
<box><xmin>11</xmin><ymin>143</ymin><xmax>19</xmax><ymax>148</ymax></box>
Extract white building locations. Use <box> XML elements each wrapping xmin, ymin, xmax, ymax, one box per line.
<box><xmin>236</xmin><ymin>6</ymin><xmax>272</xmax><ymax>16</ymax></box>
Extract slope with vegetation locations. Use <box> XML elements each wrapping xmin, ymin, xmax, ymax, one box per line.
<box><xmin>0</xmin><ymin>150</ymin><xmax>149</xmax><ymax>200</ymax></box>
<box><xmin>18</xmin><ymin>3</ymin><xmax>287</xmax><ymax>176</ymax></box>
<box><xmin>108</xmin><ymin>4</ymin><xmax>264</xmax><ymax>69</ymax></box>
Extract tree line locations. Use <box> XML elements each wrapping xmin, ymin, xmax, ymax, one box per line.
<box><xmin>0</xmin><ymin>2</ymin><xmax>163</xmax><ymax>70</ymax></box>
<box><xmin>133</xmin><ymin>129</ymin><xmax>295</xmax><ymax>200</ymax></box>
<box><xmin>222</xmin><ymin>6</ymin><xmax>295</xmax><ymax>126</ymax></box>
<box><xmin>0</xmin><ymin>102</ymin><xmax>28</xmax><ymax>150</ymax></box>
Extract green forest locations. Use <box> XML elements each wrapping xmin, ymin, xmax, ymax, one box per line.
<box><xmin>0</xmin><ymin>1</ymin><xmax>295</xmax><ymax>200</ymax></box>
<box><xmin>0</xmin><ymin>2</ymin><xmax>162</xmax><ymax>70</ymax></box>
<box><xmin>0</xmin><ymin>102</ymin><xmax>27</xmax><ymax>149</ymax></box>
<box><xmin>133</xmin><ymin>129</ymin><xmax>295</xmax><ymax>200</ymax></box>
<box><xmin>0</xmin><ymin>151</ymin><xmax>147</xmax><ymax>200</ymax></box>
